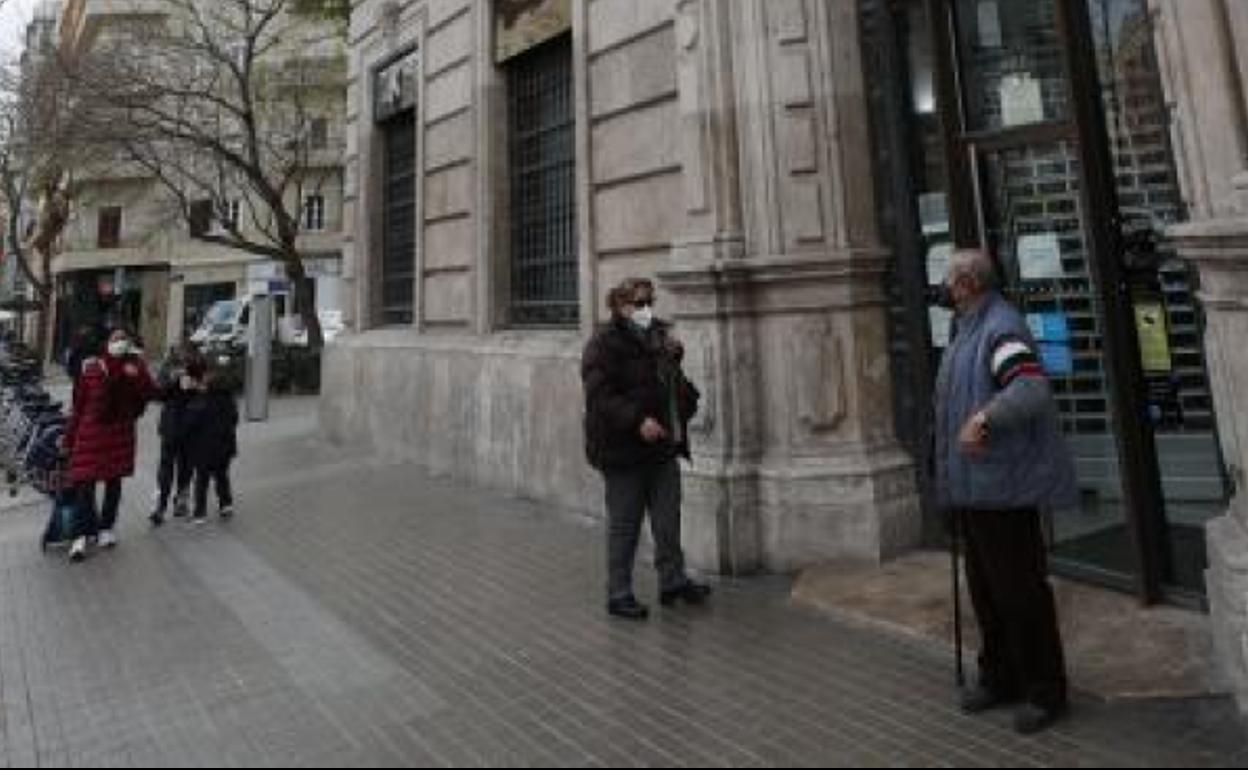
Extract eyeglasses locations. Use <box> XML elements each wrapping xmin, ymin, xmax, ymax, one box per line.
<box><xmin>632</xmin><ymin>298</ymin><xmax>655</xmax><ymax>309</ymax></box>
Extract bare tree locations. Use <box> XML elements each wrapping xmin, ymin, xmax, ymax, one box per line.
<box><xmin>73</xmin><ymin>0</ymin><xmax>347</xmax><ymax>349</ymax></box>
<box><xmin>0</xmin><ymin>49</ymin><xmax>100</xmax><ymax>359</ymax></box>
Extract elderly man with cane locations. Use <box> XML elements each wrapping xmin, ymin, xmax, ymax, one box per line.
<box><xmin>934</xmin><ymin>249</ymin><xmax>1078</xmax><ymax>735</ymax></box>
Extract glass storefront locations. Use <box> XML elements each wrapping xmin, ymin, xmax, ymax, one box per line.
<box><xmin>875</xmin><ymin>0</ymin><xmax>1230</xmax><ymax>603</ymax></box>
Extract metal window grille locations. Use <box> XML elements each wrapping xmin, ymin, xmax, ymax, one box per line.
<box><xmin>381</xmin><ymin>111</ymin><xmax>417</xmax><ymax>325</ymax></box>
<box><xmin>507</xmin><ymin>36</ymin><xmax>577</xmax><ymax>327</ymax></box>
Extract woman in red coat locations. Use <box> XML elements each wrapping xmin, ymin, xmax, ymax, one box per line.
<box><xmin>66</xmin><ymin>328</ymin><xmax>158</xmax><ymax>561</ymax></box>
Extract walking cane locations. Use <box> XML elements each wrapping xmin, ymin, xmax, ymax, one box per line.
<box><xmin>950</xmin><ymin>508</ymin><xmax>966</xmax><ymax>688</ymax></box>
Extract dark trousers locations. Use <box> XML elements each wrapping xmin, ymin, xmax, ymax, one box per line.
<box><xmin>75</xmin><ymin>479</ymin><xmax>123</xmax><ymax>536</ymax></box>
<box><xmin>157</xmin><ymin>440</ymin><xmax>192</xmax><ymax>509</ymax></box>
<box><xmin>961</xmin><ymin>508</ymin><xmax>1068</xmax><ymax>710</ymax></box>
<box><xmin>604</xmin><ymin>459</ymin><xmax>688</xmax><ymax>601</ymax></box>
<box><xmin>193</xmin><ymin>462</ymin><xmax>233</xmax><ymax>516</ymax></box>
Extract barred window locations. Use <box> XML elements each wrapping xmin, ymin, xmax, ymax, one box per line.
<box><xmin>380</xmin><ymin>111</ymin><xmax>417</xmax><ymax>325</ymax></box>
<box><xmin>507</xmin><ymin>35</ymin><xmax>577</xmax><ymax>327</ymax></box>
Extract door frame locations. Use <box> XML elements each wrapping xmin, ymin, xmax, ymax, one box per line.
<box><xmin>923</xmin><ymin>0</ymin><xmax>1172</xmax><ymax>603</ymax></box>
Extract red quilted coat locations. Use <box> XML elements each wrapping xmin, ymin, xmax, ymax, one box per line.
<box><xmin>66</xmin><ymin>355</ymin><xmax>158</xmax><ymax>485</ymax></box>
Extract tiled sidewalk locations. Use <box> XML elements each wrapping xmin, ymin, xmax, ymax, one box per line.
<box><xmin>0</xmin><ymin>399</ymin><xmax>1242</xmax><ymax>767</ymax></box>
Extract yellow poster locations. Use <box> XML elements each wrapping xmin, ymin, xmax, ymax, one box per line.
<box><xmin>1134</xmin><ymin>302</ymin><xmax>1172</xmax><ymax>373</ymax></box>
<box><xmin>496</xmin><ymin>0</ymin><xmax>572</xmax><ymax>63</ymax></box>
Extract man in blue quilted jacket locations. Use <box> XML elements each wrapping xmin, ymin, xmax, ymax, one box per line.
<box><xmin>934</xmin><ymin>249</ymin><xmax>1078</xmax><ymax>735</ymax></box>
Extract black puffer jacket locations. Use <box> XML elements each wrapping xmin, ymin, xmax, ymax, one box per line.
<box><xmin>184</xmin><ymin>386</ymin><xmax>239</xmax><ymax>469</ymax></box>
<box><xmin>581</xmin><ymin>318</ymin><xmax>700</xmax><ymax>471</ymax></box>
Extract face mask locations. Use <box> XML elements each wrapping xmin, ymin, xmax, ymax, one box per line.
<box><xmin>631</xmin><ymin>307</ymin><xmax>654</xmax><ymax>331</ymax></box>
<box><xmin>108</xmin><ymin>341</ymin><xmax>131</xmax><ymax>358</ymax></box>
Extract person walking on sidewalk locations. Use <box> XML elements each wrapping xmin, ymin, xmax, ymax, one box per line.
<box><xmin>934</xmin><ymin>249</ymin><xmax>1078</xmax><ymax>735</ymax></box>
<box><xmin>185</xmin><ymin>365</ymin><xmax>239</xmax><ymax>524</ymax></box>
<box><xmin>149</xmin><ymin>344</ymin><xmax>204</xmax><ymax>525</ymax></box>
<box><xmin>64</xmin><ymin>328</ymin><xmax>159</xmax><ymax>561</ymax></box>
<box><xmin>582</xmin><ymin>277</ymin><xmax>710</xmax><ymax>621</ymax></box>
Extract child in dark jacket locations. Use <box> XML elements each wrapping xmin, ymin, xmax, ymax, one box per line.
<box><xmin>185</xmin><ymin>367</ymin><xmax>239</xmax><ymax>522</ymax></box>
<box><xmin>150</xmin><ymin>346</ymin><xmax>204</xmax><ymax>525</ymax></box>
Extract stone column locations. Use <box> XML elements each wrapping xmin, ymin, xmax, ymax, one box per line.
<box><xmin>660</xmin><ymin>0</ymin><xmax>920</xmax><ymax>575</ymax></box>
<box><xmin>1155</xmin><ymin>0</ymin><xmax>1248</xmax><ymax>715</ymax></box>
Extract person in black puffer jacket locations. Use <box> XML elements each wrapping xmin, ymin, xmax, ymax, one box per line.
<box><xmin>582</xmin><ymin>277</ymin><xmax>708</xmax><ymax>621</ymax></box>
<box><xmin>185</xmin><ymin>365</ymin><xmax>240</xmax><ymax>523</ymax></box>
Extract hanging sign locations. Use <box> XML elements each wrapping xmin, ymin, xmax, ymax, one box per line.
<box><xmin>496</xmin><ymin>0</ymin><xmax>571</xmax><ymax>63</ymax></box>
<box><xmin>1134</xmin><ymin>302</ymin><xmax>1173</xmax><ymax>373</ymax></box>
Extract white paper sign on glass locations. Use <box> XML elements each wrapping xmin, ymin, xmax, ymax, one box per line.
<box><xmin>1017</xmin><ymin>232</ymin><xmax>1065</xmax><ymax>280</ymax></box>
<box><xmin>919</xmin><ymin>192</ymin><xmax>950</xmax><ymax>236</ymax></box>
<box><xmin>978</xmin><ymin>1</ymin><xmax>1003</xmax><ymax>48</ymax></box>
<box><xmin>929</xmin><ymin>307</ymin><xmax>954</xmax><ymax>348</ymax></box>
<box><xmin>927</xmin><ymin>242</ymin><xmax>954</xmax><ymax>286</ymax></box>
<box><xmin>1000</xmin><ymin>73</ymin><xmax>1045</xmax><ymax>127</ymax></box>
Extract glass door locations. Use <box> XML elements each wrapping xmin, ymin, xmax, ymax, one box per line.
<box><xmin>925</xmin><ymin>0</ymin><xmax>1199</xmax><ymax>601</ymax></box>
<box><xmin>1084</xmin><ymin>0</ymin><xmax>1230</xmax><ymax>597</ymax></box>
<box><xmin>967</xmin><ymin>136</ymin><xmax>1144</xmax><ymax>592</ymax></box>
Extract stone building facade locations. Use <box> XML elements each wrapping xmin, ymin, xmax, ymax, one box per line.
<box><xmin>325</xmin><ymin>0</ymin><xmax>920</xmax><ymax>573</ymax></box>
<box><xmin>329</xmin><ymin>0</ymin><xmax>1248</xmax><ymax>717</ymax></box>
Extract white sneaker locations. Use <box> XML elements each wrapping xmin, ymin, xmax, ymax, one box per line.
<box><xmin>69</xmin><ymin>537</ymin><xmax>88</xmax><ymax>562</ymax></box>
<box><xmin>98</xmin><ymin>530</ymin><xmax>118</xmax><ymax>549</ymax></box>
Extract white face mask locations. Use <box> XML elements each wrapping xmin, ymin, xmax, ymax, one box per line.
<box><xmin>108</xmin><ymin>341</ymin><xmax>131</xmax><ymax>358</ymax></box>
<box><xmin>631</xmin><ymin>307</ymin><xmax>654</xmax><ymax>331</ymax></box>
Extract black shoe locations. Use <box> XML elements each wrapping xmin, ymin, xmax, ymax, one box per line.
<box><xmin>660</xmin><ymin>581</ymin><xmax>712</xmax><ymax>607</ymax></box>
<box><xmin>959</xmin><ymin>685</ymin><xmax>1016</xmax><ymax>714</ymax></box>
<box><xmin>149</xmin><ymin>511</ymin><xmax>165</xmax><ymax>528</ymax></box>
<box><xmin>607</xmin><ymin>596</ymin><xmax>650</xmax><ymax>621</ymax></box>
<box><xmin>1013</xmin><ymin>702</ymin><xmax>1066</xmax><ymax>735</ymax></box>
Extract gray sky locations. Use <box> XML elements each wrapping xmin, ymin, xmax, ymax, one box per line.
<box><xmin>0</xmin><ymin>0</ymin><xmax>36</xmax><ymax>64</ymax></box>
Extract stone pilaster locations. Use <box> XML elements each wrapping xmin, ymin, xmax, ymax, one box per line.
<box><xmin>1171</xmin><ymin>221</ymin><xmax>1248</xmax><ymax>714</ymax></box>
<box><xmin>660</xmin><ymin>0</ymin><xmax>919</xmax><ymax>574</ymax></box>
<box><xmin>1156</xmin><ymin>0</ymin><xmax>1248</xmax><ymax>717</ymax></box>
